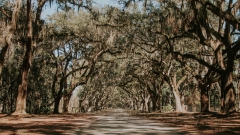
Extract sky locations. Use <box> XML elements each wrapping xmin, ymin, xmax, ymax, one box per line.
<box><xmin>41</xmin><ymin>0</ymin><xmax>119</xmax><ymax>19</ymax></box>
<box><xmin>94</xmin><ymin>0</ymin><xmax>119</xmax><ymax>7</ymax></box>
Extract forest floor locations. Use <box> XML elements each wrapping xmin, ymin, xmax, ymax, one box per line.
<box><xmin>0</xmin><ymin>109</ymin><xmax>239</xmax><ymax>135</ymax></box>
<box><xmin>132</xmin><ymin>111</ymin><xmax>240</xmax><ymax>135</ymax></box>
<box><xmin>0</xmin><ymin>113</ymin><xmax>97</xmax><ymax>135</ymax></box>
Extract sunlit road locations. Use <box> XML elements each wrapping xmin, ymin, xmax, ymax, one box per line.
<box><xmin>75</xmin><ymin>109</ymin><xmax>185</xmax><ymax>135</ymax></box>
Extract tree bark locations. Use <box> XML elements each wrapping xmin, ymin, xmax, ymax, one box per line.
<box><xmin>130</xmin><ymin>99</ymin><xmax>134</xmax><ymax>110</ymax></box>
<box><xmin>63</xmin><ymin>94</ymin><xmax>71</xmax><ymax>114</ymax></box>
<box><xmin>200</xmin><ymin>85</ymin><xmax>210</xmax><ymax>112</ymax></box>
<box><xmin>53</xmin><ymin>95</ymin><xmax>62</xmax><ymax>114</ymax></box>
<box><xmin>13</xmin><ymin>0</ymin><xmax>32</xmax><ymax>114</ymax></box>
<box><xmin>172</xmin><ymin>74</ymin><xmax>187</xmax><ymax>112</ymax></box>
<box><xmin>144</xmin><ymin>94</ymin><xmax>150</xmax><ymax>112</ymax></box>
<box><xmin>180</xmin><ymin>92</ymin><xmax>185</xmax><ymax>111</ymax></box>
<box><xmin>172</xmin><ymin>89</ymin><xmax>183</xmax><ymax>112</ymax></box>
<box><xmin>0</xmin><ymin>0</ymin><xmax>22</xmax><ymax>84</ymax></box>
<box><xmin>53</xmin><ymin>79</ymin><xmax>65</xmax><ymax>113</ymax></box>
<box><xmin>157</xmin><ymin>95</ymin><xmax>162</xmax><ymax>112</ymax></box>
<box><xmin>147</xmin><ymin>83</ymin><xmax>159</xmax><ymax>112</ymax></box>
<box><xmin>221</xmin><ymin>71</ymin><xmax>236</xmax><ymax>113</ymax></box>
<box><xmin>219</xmin><ymin>47</ymin><xmax>236</xmax><ymax>113</ymax></box>
<box><xmin>150</xmin><ymin>94</ymin><xmax>158</xmax><ymax>112</ymax></box>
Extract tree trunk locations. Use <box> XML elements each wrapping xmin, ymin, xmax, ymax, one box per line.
<box><xmin>164</xmin><ymin>73</ymin><xmax>186</xmax><ymax>112</ymax></box>
<box><xmin>172</xmin><ymin>89</ymin><xmax>183</xmax><ymax>112</ymax></box>
<box><xmin>135</xmin><ymin>98</ymin><xmax>139</xmax><ymax>110</ymax></box>
<box><xmin>130</xmin><ymin>99</ymin><xmax>134</xmax><ymax>110</ymax></box>
<box><xmin>140</xmin><ymin>101</ymin><xmax>143</xmax><ymax>111</ymax></box>
<box><xmin>237</xmin><ymin>79</ymin><xmax>240</xmax><ymax>111</ymax></box>
<box><xmin>2</xmin><ymin>94</ymin><xmax>6</xmax><ymax>113</ymax></box>
<box><xmin>0</xmin><ymin>0</ymin><xmax>22</xmax><ymax>83</ymax></box>
<box><xmin>53</xmin><ymin>95</ymin><xmax>61</xmax><ymax>114</ymax></box>
<box><xmin>221</xmin><ymin>71</ymin><xmax>236</xmax><ymax>113</ymax></box>
<box><xmin>219</xmin><ymin>50</ymin><xmax>235</xmax><ymax>113</ymax></box>
<box><xmin>63</xmin><ymin>94</ymin><xmax>71</xmax><ymax>114</ymax></box>
<box><xmin>180</xmin><ymin>93</ymin><xmax>185</xmax><ymax>112</ymax></box>
<box><xmin>150</xmin><ymin>94</ymin><xmax>158</xmax><ymax>112</ymax></box>
<box><xmin>144</xmin><ymin>95</ymin><xmax>150</xmax><ymax>112</ymax></box>
<box><xmin>200</xmin><ymin>85</ymin><xmax>210</xmax><ymax>112</ymax></box>
<box><xmin>13</xmin><ymin>0</ymin><xmax>32</xmax><ymax>115</ymax></box>
<box><xmin>157</xmin><ymin>95</ymin><xmax>162</xmax><ymax>112</ymax></box>
<box><xmin>79</xmin><ymin>100</ymin><xmax>84</xmax><ymax>112</ymax></box>
<box><xmin>53</xmin><ymin>76</ymin><xmax>66</xmax><ymax>113</ymax></box>
<box><xmin>0</xmin><ymin>46</ymin><xmax>9</xmax><ymax>85</ymax></box>
<box><xmin>94</xmin><ymin>97</ymin><xmax>100</xmax><ymax>111</ymax></box>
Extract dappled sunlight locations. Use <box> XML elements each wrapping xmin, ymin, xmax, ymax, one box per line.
<box><xmin>1</xmin><ymin>0</ymin><xmax>240</xmax><ymax>134</ymax></box>
<box><xmin>76</xmin><ymin>109</ymin><xmax>185</xmax><ymax>135</ymax></box>
<box><xmin>136</xmin><ymin>111</ymin><xmax>240</xmax><ymax>134</ymax></box>
<box><xmin>1</xmin><ymin>110</ymin><xmax>240</xmax><ymax>134</ymax></box>
<box><xmin>0</xmin><ymin>113</ymin><xmax>96</xmax><ymax>135</ymax></box>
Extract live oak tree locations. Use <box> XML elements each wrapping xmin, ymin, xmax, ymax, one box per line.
<box><xmin>125</xmin><ymin>0</ymin><xmax>240</xmax><ymax>114</ymax></box>
<box><xmin>46</xmin><ymin>11</ymin><xmax>96</xmax><ymax>113</ymax></box>
<box><xmin>95</xmin><ymin>2</ymin><xmax>188</xmax><ymax>112</ymax></box>
<box><xmin>46</xmin><ymin>6</ymin><xmax>126</xmax><ymax>113</ymax></box>
<box><xmin>0</xmin><ymin>0</ymin><xmax>22</xmax><ymax>85</ymax></box>
<box><xmin>169</xmin><ymin>0</ymin><xmax>240</xmax><ymax>113</ymax></box>
<box><xmin>1</xmin><ymin>0</ymin><xmax>95</xmax><ymax>114</ymax></box>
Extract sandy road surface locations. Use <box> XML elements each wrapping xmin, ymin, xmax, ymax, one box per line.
<box><xmin>0</xmin><ymin>109</ymin><xmax>186</xmax><ymax>135</ymax></box>
<box><xmin>76</xmin><ymin>109</ymin><xmax>185</xmax><ymax>135</ymax></box>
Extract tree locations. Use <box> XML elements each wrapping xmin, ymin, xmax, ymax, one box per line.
<box><xmin>175</xmin><ymin>0</ymin><xmax>240</xmax><ymax>113</ymax></box>
<box><xmin>12</xmin><ymin>0</ymin><xmax>94</xmax><ymax>114</ymax></box>
<box><xmin>127</xmin><ymin>0</ymin><xmax>240</xmax><ymax>114</ymax></box>
<box><xmin>14</xmin><ymin>0</ymin><xmax>33</xmax><ymax>114</ymax></box>
<box><xmin>0</xmin><ymin>0</ymin><xmax>22</xmax><ymax>85</ymax></box>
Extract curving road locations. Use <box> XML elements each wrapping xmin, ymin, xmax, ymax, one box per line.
<box><xmin>75</xmin><ymin>109</ymin><xmax>186</xmax><ymax>135</ymax></box>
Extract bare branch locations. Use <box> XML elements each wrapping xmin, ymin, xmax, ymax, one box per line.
<box><xmin>194</xmin><ymin>0</ymin><xmax>240</xmax><ymax>29</ymax></box>
<box><xmin>0</xmin><ymin>7</ymin><xmax>11</xmax><ymax>19</ymax></box>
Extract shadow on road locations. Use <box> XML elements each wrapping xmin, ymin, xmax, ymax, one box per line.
<box><xmin>76</xmin><ymin>109</ymin><xmax>187</xmax><ymax>135</ymax></box>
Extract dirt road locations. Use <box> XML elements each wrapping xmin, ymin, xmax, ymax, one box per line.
<box><xmin>76</xmin><ymin>109</ymin><xmax>185</xmax><ymax>135</ymax></box>
<box><xmin>0</xmin><ymin>109</ymin><xmax>187</xmax><ymax>135</ymax></box>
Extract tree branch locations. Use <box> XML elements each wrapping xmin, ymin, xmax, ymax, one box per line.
<box><xmin>173</xmin><ymin>51</ymin><xmax>221</xmax><ymax>74</ymax></box>
<box><xmin>176</xmin><ymin>75</ymin><xmax>187</xmax><ymax>88</ymax></box>
<box><xmin>0</xmin><ymin>7</ymin><xmax>11</xmax><ymax>19</ymax></box>
<box><xmin>194</xmin><ymin>0</ymin><xmax>240</xmax><ymax>29</ymax></box>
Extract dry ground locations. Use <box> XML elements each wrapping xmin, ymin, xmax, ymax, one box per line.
<box><xmin>0</xmin><ymin>113</ymin><xmax>97</xmax><ymax>135</ymax></box>
<box><xmin>0</xmin><ymin>110</ymin><xmax>240</xmax><ymax>135</ymax></box>
<box><xmin>77</xmin><ymin>109</ymin><xmax>183</xmax><ymax>135</ymax></box>
<box><xmin>132</xmin><ymin>111</ymin><xmax>240</xmax><ymax>135</ymax></box>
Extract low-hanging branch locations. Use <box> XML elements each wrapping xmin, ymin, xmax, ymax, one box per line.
<box><xmin>0</xmin><ymin>7</ymin><xmax>11</xmax><ymax>19</ymax></box>
<box><xmin>194</xmin><ymin>0</ymin><xmax>240</xmax><ymax>29</ymax></box>
<box><xmin>173</xmin><ymin>51</ymin><xmax>221</xmax><ymax>74</ymax></box>
<box><xmin>62</xmin><ymin>65</ymin><xmax>89</xmax><ymax>81</ymax></box>
<box><xmin>162</xmin><ymin>34</ymin><xmax>222</xmax><ymax>74</ymax></box>
<box><xmin>96</xmin><ymin>23</ymin><xmax>126</xmax><ymax>28</ymax></box>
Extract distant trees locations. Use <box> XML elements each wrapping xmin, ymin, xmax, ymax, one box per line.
<box><xmin>113</xmin><ymin>0</ymin><xmax>240</xmax><ymax>114</ymax></box>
